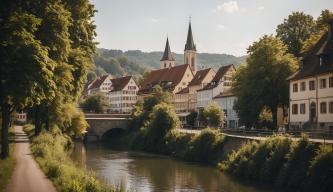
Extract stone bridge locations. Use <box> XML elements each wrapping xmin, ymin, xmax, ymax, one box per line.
<box><xmin>84</xmin><ymin>114</ymin><xmax>131</xmax><ymax>141</ymax></box>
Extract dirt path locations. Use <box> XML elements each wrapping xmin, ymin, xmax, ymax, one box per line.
<box><xmin>5</xmin><ymin>126</ymin><xmax>56</xmax><ymax>192</ymax></box>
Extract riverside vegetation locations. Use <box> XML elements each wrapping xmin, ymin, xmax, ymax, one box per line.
<box><xmin>106</xmin><ymin>86</ymin><xmax>333</xmax><ymax>192</ymax></box>
<box><xmin>0</xmin><ymin>126</ymin><xmax>15</xmax><ymax>192</ymax></box>
<box><xmin>23</xmin><ymin>124</ymin><xmax>122</xmax><ymax>192</ymax></box>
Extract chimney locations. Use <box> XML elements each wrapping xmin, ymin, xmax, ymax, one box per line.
<box><xmin>328</xmin><ymin>19</ymin><xmax>333</xmax><ymax>40</ymax></box>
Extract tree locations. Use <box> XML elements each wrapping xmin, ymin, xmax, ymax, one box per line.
<box><xmin>202</xmin><ymin>101</ymin><xmax>224</xmax><ymax>128</ymax></box>
<box><xmin>276</xmin><ymin>12</ymin><xmax>316</xmax><ymax>57</ymax></box>
<box><xmin>315</xmin><ymin>9</ymin><xmax>333</xmax><ymax>31</ymax></box>
<box><xmin>0</xmin><ymin>12</ymin><xmax>56</xmax><ymax>158</ymax></box>
<box><xmin>233</xmin><ymin>35</ymin><xmax>298</xmax><ymax>128</ymax></box>
<box><xmin>80</xmin><ymin>93</ymin><xmax>108</xmax><ymax>113</ymax></box>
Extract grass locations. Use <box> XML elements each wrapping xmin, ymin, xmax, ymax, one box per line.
<box><xmin>26</xmin><ymin>125</ymin><xmax>123</xmax><ymax>192</ymax></box>
<box><xmin>0</xmin><ymin>126</ymin><xmax>16</xmax><ymax>192</ymax></box>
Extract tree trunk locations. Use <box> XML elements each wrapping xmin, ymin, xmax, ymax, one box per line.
<box><xmin>34</xmin><ymin>105</ymin><xmax>42</xmax><ymax>136</ymax></box>
<box><xmin>272</xmin><ymin>106</ymin><xmax>278</xmax><ymax>130</ymax></box>
<box><xmin>1</xmin><ymin>102</ymin><xmax>10</xmax><ymax>159</ymax></box>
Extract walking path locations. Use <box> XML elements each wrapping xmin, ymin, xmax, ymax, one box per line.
<box><xmin>179</xmin><ymin>128</ymin><xmax>333</xmax><ymax>144</ymax></box>
<box><xmin>5</xmin><ymin>126</ymin><xmax>56</xmax><ymax>192</ymax></box>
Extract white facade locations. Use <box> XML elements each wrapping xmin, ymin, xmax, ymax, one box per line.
<box><xmin>213</xmin><ymin>95</ymin><xmax>239</xmax><ymax>128</ymax></box>
<box><xmin>108</xmin><ymin>77</ymin><xmax>138</xmax><ymax>114</ymax></box>
<box><xmin>88</xmin><ymin>75</ymin><xmax>113</xmax><ymax>96</ymax></box>
<box><xmin>289</xmin><ymin>73</ymin><xmax>333</xmax><ymax>130</ymax></box>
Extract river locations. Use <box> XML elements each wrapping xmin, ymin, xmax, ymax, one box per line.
<box><xmin>72</xmin><ymin>142</ymin><xmax>273</xmax><ymax>192</ymax></box>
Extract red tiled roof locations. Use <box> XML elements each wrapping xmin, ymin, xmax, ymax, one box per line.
<box><xmin>188</xmin><ymin>68</ymin><xmax>214</xmax><ymax>86</ymax></box>
<box><xmin>198</xmin><ymin>64</ymin><xmax>234</xmax><ymax>91</ymax></box>
<box><xmin>89</xmin><ymin>75</ymin><xmax>110</xmax><ymax>89</ymax></box>
<box><xmin>110</xmin><ymin>76</ymin><xmax>133</xmax><ymax>92</ymax></box>
<box><xmin>139</xmin><ymin>64</ymin><xmax>191</xmax><ymax>94</ymax></box>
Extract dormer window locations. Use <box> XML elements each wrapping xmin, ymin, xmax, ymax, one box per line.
<box><xmin>319</xmin><ymin>57</ymin><xmax>323</xmax><ymax>66</ymax></box>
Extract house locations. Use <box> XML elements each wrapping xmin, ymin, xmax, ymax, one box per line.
<box><xmin>108</xmin><ymin>76</ymin><xmax>138</xmax><ymax>114</ymax></box>
<box><xmin>287</xmin><ymin>20</ymin><xmax>333</xmax><ymax>130</ymax></box>
<box><xmin>197</xmin><ymin>64</ymin><xmax>235</xmax><ymax>110</ymax></box>
<box><xmin>213</xmin><ymin>91</ymin><xmax>239</xmax><ymax>128</ymax></box>
<box><xmin>84</xmin><ymin>74</ymin><xmax>113</xmax><ymax>97</ymax></box>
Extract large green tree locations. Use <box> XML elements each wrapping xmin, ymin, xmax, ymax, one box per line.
<box><xmin>202</xmin><ymin>101</ymin><xmax>224</xmax><ymax>128</ymax></box>
<box><xmin>276</xmin><ymin>12</ymin><xmax>316</xmax><ymax>57</ymax></box>
<box><xmin>233</xmin><ymin>35</ymin><xmax>297</xmax><ymax>128</ymax></box>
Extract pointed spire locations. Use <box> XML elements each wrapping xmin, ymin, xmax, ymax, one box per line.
<box><xmin>185</xmin><ymin>19</ymin><xmax>196</xmax><ymax>51</ymax></box>
<box><xmin>161</xmin><ymin>37</ymin><xmax>175</xmax><ymax>61</ymax></box>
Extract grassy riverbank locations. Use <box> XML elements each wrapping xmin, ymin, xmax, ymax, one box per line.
<box><xmin>0</xmin><ymin>126</ymin><xmax>16</xmax><ymax>192</ymax></box>
<box><xmin>219</xmin><ymin>134</ymin><xmax>333</xmax><ymax>192</ymax></box>
<box><xmin>23</xmin><ymin>124</ymin><xmax>122</xmax><ymax>192</ymax></box>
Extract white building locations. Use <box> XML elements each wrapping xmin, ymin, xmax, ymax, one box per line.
<box><xmin>84</xmin><ymin>74</ymin><xmax>113</xmax><ymax>97</ymax></box>
<box><xmin>197</xmin><ymin>64</ymin><xmax>235</xmax><ymax>110</ymax></box>
<box><xmin>288</xmin><ymin>20</ymin><xmax>333</xmax><ymax>130</ymax></box>
<box><xmin>213</xmin><ymin>91</ymin><xmax>239</xmax><ymax>128</ymax></box>
<box><xmin>108</xmin><ymin>76</ymin><xmax>138</xmax><ymax>114</ymax></box>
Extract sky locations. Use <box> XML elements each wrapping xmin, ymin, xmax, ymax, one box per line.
<box><xmin>91</xmin><ymin>0</ymin><xmax>333</xmax><ymax>56</ymax></box>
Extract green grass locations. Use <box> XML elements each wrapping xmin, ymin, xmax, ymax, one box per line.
<box><xmin>0</xmin><ymin>126</ymin><xmax>16</xmax><ymax>192</ymax></box>
<box><xmin>27</xmin><ymin>126</ymin><xmax>123</xmax><ymax>192</ymax></box>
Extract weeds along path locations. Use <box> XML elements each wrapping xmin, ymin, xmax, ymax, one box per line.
<box><xmin>5</xmin><ymin>126</ymin><xmax>56</xmax><ymax>192</ymax></box>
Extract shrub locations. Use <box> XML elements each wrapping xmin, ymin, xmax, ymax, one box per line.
<box><xmin>141</xmin><ymin>102</ymin><xmax>180</xmax><ymax>151</ymax></box>
<box><xmin>163</xmin><ymin>129</ymin><xmax>192</xmax><ymax>157</ymax></box>
<box><xmin>185</xmin><ymin>128</ymin><xmax>225</xmax><ymax>163</ymax></box>
<box><xmin>202</xmin><ymin>101</ymin><xmax>224</xmax><ymax>127</ymax></box>
<box><xmin>305</xmin><ymin>145</ymin><xmax>333</xmax><ymax>192</ymax></box>
<box><xmin>80</xmin><ymin>92</ymin><xmax>108</xmax><ymax>113</ymax></box>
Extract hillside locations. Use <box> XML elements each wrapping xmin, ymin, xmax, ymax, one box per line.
<box><xmin>90</xmin><ymin>48</ymin><xmax>247</xmax><ymax>80</ymax></box>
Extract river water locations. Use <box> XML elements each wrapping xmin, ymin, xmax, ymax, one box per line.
<box><xmin>72</xmin><ymin>143</ymin><xmax>272</xmax><ymax>192</ymax></box>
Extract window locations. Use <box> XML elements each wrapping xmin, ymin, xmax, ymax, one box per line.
<box><xmin>292</xmin><ymin>104</ymin><xmax>298</xmax><ymax>114</ymax></box>
<box><xmin>320</xmin><ymin>102</ymin><xmax>327</xmax><ymax>114</ymax></box>
<box><xmin>300</xmin><ymin>82</ymin><xmax>306</xmax><ymax>91</ymax></box>
<box><xmin>329</xmin><ymin>101</ymin><xmax>333</xmax><ymax>113</ymax></box>
<box><xmin>319</xmin><ymin>57</ymin><xmax>323</xmax><ymax>66</ymax></box>
<box><xmin>320</xmin><ymin>78</ymin><xmax>326</xmax><ymax>89</ymax></box>
<box><xmin>293</xmin><ymin>83</ymin><xmax>298</xmax><ymax>92</ymax></box>
<box><xmin>300</xmin><ymin>103</ymin><xmax>306</xmax><ymax>114</ymax></box>
<box><xmin>309</xmin><ymin>80</ymin><xmax>315</xmax><ymax>90</ymax></box>
<box><xmin>329</xmin><ymin>77</ymin><xmax>333</xmax><ymax>88</ymax></box>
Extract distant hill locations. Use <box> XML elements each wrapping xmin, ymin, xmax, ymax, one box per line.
<box><xmin>90</xmin><ymin>48</ymin><xmax>247</xmax><ymax>81</ymax></box>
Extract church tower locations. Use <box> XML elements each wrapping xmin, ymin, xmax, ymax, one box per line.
<box><xmin>160</xmin><ymin>37</ymin><xmax>175</xmax><ymax>69</ymax></box>
<box><xmin>184</xmin><ymin>20</ymin><xmax>197</xmax><ymax>73</ymax></box>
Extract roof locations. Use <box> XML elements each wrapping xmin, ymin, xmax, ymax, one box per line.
<box><xmin>188</xmin><ymin>68</ymin><xmax>214</xmax><ymax>86</ymax></box>
<box><xmin>89</xmin><ymin>75</ymin><xmax>110</xmax><ymax>89</ymax></box>
<box><xmin>176</xmin><ymin>87</ymin><xmax>189</xmax><ymax>94</ymax></box>
<box><xmin>184</xmin><ymin>22</ymin><xmax>196</xmax><ymax>51</ymax></box>
<box><xmin>288</xmin><ymin>21</ymin><xmax>333</xmax><ymax>81</ymax></box>
<box><xmin>198</xmin><ymin>64</ymin><xmax>234</xmax><ymax>91</ymax></box>
<box><xmin>110</xmin><ymin>76</ymin><xmax>133</xmax><ymax>92</ymax></box>
<box><xmin>213</xmin><ymin>90</ymin><xmax>235</xmax><ymax>99</ymax></box>
<box><xmin>161</xmin><ymin>38</ymin><xmax>175</xmax><ymax>61</ymax></box>
<box><xmin>139</xmin><ymin>64</ymin><xmax>191</xmax><ymax>94</ymax></box>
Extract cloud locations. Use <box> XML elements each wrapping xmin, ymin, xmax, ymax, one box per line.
<box><xmin>257</xmin><ymin>6</ymin><xmax>264</xmax><ymax>11</ymax></box>
<box><xmin>150</xmin><ymin>18</ymin><xmax>158</xmax><ymax>23</ymax></box>
<box><xmin>216</xmin><ymin>24</ymin><xmax>226</xmax><ymax>29</ymax></box>
<box><xmin>216</xmin><ymin>1</ymin><xmax>239</xmax><ymax>13</ymax></box>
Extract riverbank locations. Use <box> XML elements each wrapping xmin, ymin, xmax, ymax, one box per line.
<box><xmin>23</xmin><ymin>124</ymin><xmax>122</xmax><ymax>192</ymax></box>
<box><xmin>0</xmin><ymin>127</ymin><xmax>15</xmax><ymax>192</ymax></box>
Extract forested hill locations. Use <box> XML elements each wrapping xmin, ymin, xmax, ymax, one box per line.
<box><xmin>90</xmin><ymin>48</ymin><xmax>247</xmax><ymax>80</ymax></box>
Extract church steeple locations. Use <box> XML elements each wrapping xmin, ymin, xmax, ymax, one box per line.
<box><xmin>184</xmin><ymin>20</ymin><xmax>197</xmax><ymax>73</ymax></box>
<box><xmin>160</xmin><ymin>37</ymin><xmax>175</xmax><ymax>69</ymax></box>
<box><xmin>185</xmin><ymin>21</ymin><xmax>196</xmax><ymax>51</ymax></box>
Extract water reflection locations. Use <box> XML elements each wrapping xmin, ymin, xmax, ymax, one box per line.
<box><xmin>73</xmin><ymin>143</ymin><xmax>272</xmax><ymax>192</ymax></box>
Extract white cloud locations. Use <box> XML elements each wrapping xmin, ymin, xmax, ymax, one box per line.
<box><xmin>217</xmin><ymin>24</ymin><xmax>226</xmax><ymax>29</ymax></box>
<box><xmin>216</xmin><ymin>1</ymin><xmax>239</xmax><ymax>13</ymax></box>
<box><xmin>150</xmin><ymin>18</ymin><xmax>158</xmax><ymax>23</ymax></box>
<box><xmin>257</xmin><ymin>6</ymin><xmax>265</xmax><ymax>11</ymax></box>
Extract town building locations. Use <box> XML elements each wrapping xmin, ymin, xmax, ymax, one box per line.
<box><xmin>287</xmin><ymin>20</ymin><xmax>333</xmax><ymax>130</ymax></box>
<box><xmin>84</xmin><ymin>74</ymin><xmax>113</xmax><ymax>97</ymax></box>
<box><xmin>108</xmin><ymin>76</ymin><xmax>138</xmax><ymax>114</ymax></box>
<box><xmin>213</xmin><ymin>91</ymin><xmax>239</xmax><ymax>128</ymax></box>
<box><xmin>197</xmin><ymin>64</ymin><xmax>235</xmax><ymax>110</ymax></box>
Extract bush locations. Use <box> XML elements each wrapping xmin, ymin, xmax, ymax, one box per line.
<box><xmin>184</xmin><ymin>128</ymin><xmax>225</xmax><ymax>163</ymax></box>
<box><xmin>141</xmin><ymin>102</ymin><xmax>180</xmax><ymax>151</ymax></box>
<box><xmin>306</xmin><ymin>145</ymin><xmax>333</xmax><ymax>192</ymax></box>
<box><xmin>163</xmin><ymin>129</ymin><xmax>192</xmax><ymax>157</ymax></box>
<box><xmin>80</xmin><ymin>92</ymin><xmax>108</xmax><ymax>113</ymax></box>
<box><xmin>30</xmin><ymin>130</ymin><xmax>119</xmax><ymax>192</ymax></box>
<box><xmin>202</xmin><ymin>101</ymin><xmax>224</xmax><ymax>127</ymax></box>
